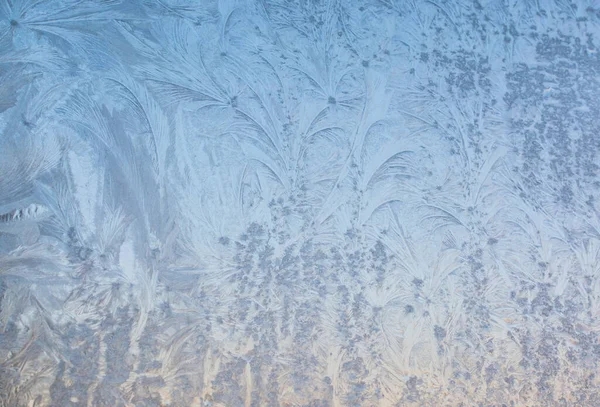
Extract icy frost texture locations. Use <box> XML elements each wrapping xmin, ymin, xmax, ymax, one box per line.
<box><xmin>1</xmin><ymin>0</ymin><xmax>600</xmax><ymax>406</ymax></box>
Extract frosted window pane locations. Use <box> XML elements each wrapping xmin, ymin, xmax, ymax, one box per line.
<box><xmin>1</xmin><ymin>1</ymin><xmax>599</xmax><ymax>405</ymax></box>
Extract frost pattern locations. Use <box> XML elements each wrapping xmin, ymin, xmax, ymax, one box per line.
<box><xmin>1</xmin><ymin>1</ymin><xmax>600</xmax><ymax>406</ymax></box>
